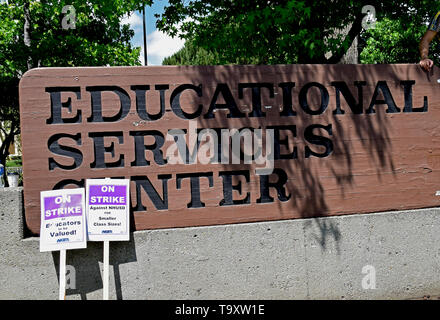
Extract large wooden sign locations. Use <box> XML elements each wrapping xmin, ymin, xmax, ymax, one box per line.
<box><xmin>19</xmin><ymin>64</ymin><xmax>440</xmax><ymax>235</ymax></box>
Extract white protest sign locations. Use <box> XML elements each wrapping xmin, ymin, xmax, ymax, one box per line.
<box><xmin>39</xmin><ymin>188</ymin><xmax>87</xmax><ymax>252</ymax></box>
<box><xmin>86</xmin><ymin>179</ymin><xmax>130</xmax><ymax>241</ymax></box>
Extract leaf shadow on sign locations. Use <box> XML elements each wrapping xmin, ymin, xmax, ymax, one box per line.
<box><xmin>174</xmin><ymin>64</ymin><xmax>413</xmax><ymax>253</ymax></box>
<box><xmin>52</xmin><ymin>237</ymin><xmax>137</xmax><ymax>300</ymax></box>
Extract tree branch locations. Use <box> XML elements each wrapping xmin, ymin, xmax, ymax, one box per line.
<box><xmin>326</xmin><ymin>13</ymin><xmax>364</xmax><ymax>64</ymax></box>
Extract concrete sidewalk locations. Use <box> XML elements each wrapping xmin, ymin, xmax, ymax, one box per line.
<box><xmin>1</xmin><ymin>187</ymin><xmax>440</xmax><ymax>300</ymax></box>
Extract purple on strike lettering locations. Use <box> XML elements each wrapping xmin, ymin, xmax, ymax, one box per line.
<box><xmin>44</xmin><ymin>194</ymin><xmax>83</xmax><ymax>220</ymax></box>
<box><xmin>89</xmin><ymin>185</ymin><xmax>127</xmax><ymax>205</ymax></box>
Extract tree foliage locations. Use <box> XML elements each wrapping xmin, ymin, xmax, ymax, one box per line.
<box><xmin>360</xmin><ymin>16</ymin><xmax>440</xmax><ymax>65</ymax></box>
<box><xmin>158</xmin><ymin>0</ymin><xmax>440</xmax><ymax>65</ymax></box>
<box><xmin>0</xmin><ymin>0</ymin><xmax>151</xmax><ymax>185</ymax></box>
<box><xmin>162</xmin><ymin>40</ymin><xmax>222</xmax><ymax>65</ymax></box>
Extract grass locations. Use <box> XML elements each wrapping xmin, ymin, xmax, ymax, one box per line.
<box><xmin>6</xmin><ymin>155</ymin><xmax>22</xmax><ymax>167</ymax></box>
<box><xmin>6</xmin><ymin>159</ymin><xmax>22</xmax><ymax>167</ymax></box>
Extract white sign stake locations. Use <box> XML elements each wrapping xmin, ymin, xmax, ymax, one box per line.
<box><xmin>59</xmin><ymin>249</ymin><xmax>66</xmax><ymax>300</ymax></box>
<box><xmin>103</xmin><ymin>240</ymin><xmax>109</xmax><ymax>300</ymax></box>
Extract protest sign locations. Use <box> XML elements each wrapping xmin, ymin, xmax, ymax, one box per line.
<box><xmin>86</xmin><ymin>178</ymin><xmax>130</xmax><ymax>299</ymax></box>
<box><xmin>40</xmin><ymin>188</ymin><xmax>87</xmax><ymax>252</ymax></box>
<box><xmin>86</xmin><ymin>179</ymin><xmax>130</xmax><ymax>241</ymax></box>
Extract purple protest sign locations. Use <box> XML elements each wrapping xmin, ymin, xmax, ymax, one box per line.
<box><xmin>40</xmin><ymin>188</ymin><xmax>87</xmax><ymax>252</ymax></box>
<box><xmin>88</xmin><ymin>185</ymin><xmax>127</xmax><ymax>205</ymax></box>
<box><xmin>44</xmin><ymin>194</ymin><xmax>83</xmax><ymax>220</ymax></box>
<box><xmin>86</xmin><ymin>179</ymin><xmax>130</xmax><ymax>241</ymax></box>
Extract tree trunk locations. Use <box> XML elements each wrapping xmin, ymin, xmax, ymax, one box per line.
<box><xmin>326</xmin><ymin>13</ymin><xmax>363</xmax><ymax>64</ymax></box>
<box><xmin>0</xmin><ymin>122</ymin><xmax>17</xmax><ymax>188</ymax></box>
<box><xmin>23</xmin><ymin>0</ymin><xmax>34</xmax><ymax>70</ymax></box>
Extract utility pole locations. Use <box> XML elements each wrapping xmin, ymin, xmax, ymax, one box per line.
<box><xmin>142</xmin><ymin>6</ymin><xmax>148</xmax><ymax>66</ymax></box>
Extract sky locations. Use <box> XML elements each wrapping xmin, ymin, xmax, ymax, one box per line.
<box><xmin>0</xmin><ymin>0</ymin><xmax>184</xmax><ymax>65</ymax></box>
<box><xmin>122</xmin><ymin>0</ymin><xmax>186</xmax><ymax>66</ymax></box>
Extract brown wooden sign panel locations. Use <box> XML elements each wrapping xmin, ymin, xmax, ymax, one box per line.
<box><xmin>19</xmin><ymin>64</ymin><xmax>440</xmax><ymax>235</ymax></box>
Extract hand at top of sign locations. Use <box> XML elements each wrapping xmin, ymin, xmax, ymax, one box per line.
<box><xmin>419</xmin><ymin>16</ymin><xmax>438</xmax><ymax>72</ymax></box>
<box><xmin>420</xmin><ymin>58</ymin><xmax>434</xmax><ymax>72</ymax></box>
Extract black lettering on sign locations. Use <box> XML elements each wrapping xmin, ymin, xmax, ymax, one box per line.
<box><xmin>279</xmin><ymin>82</ymin><xmax>297</xmax><ymax>117</ymax></box>
<box><xmin>366</xmin><ymin>81</ymin><xmax>400</xmax><ymax>114</ymax></box>
<box><xmin>299</xmin><ymin>82</ymin><xmax>329</xmax><ymax>115</ymax></box>
<box><xmin>46</xmin><ymin>87</ymin><xmax>82</xmax><ymax>124</ymax></box>
<box><xmin>176</xmin><ymin>172</ymin><xmax>214</xmax><ymax>208</ymax></box>
<box><xmin>204</xmin><ymin>83</ymin><xmax>246</xmax><ymax>119</ymax></box>
<box><xmin>238</xmin><ymin>83</ymin><xmax>274</xmax><ymax>118</ymax></box>
<box><xmin>170</xmin><ymin>84</ymin><xmax>203</xmax><ymax>120</ymax></box>
<box><xmin>86</xmin><ymin>86</ymin><xmax>131</xmax><ymax>122</ymax></box>
<box><xmin>89</xmin><ymin>131</ymin><xmax>124</xmax><ymax>168</ymax></box>
<box><xmin>130</xmin><ymin>130</ymin><xmax>167</xmax><ymax>166</ymax></box>
<box><xmin>268</xmin><ymin>125</ymin><xmax>298</xmax><ymax>160</ymax></box>
<box><xmin>132</xmin><ymin>175</ymin><xmax>171</xmax><ymax>211</ymax></box>
<box><xmin>331</xmin><ymin>81</ymin><xmax>366</xmax><ymax>115</ymax></box>
<box><xmin>401</xmin><ymin>80</ymin><xmax>428</xmax><ymax>113</ymax></box>
<box><xmin>257</xmin><ymin>168</ymin><xmax>291</xmax><ymax>203</ymax></box>
<box><xmin>131</xmin><ymin>85</ymin><xmax>168</xmax><ymax>121</ymax></box>
<box><xmin>48</xmin><ymin>133</ymin><xmax>83</xmax><ymax>171</ymax></box>
<box><xmin>304</xmin><ymin>124</ymin><xmax>333</xmax><ymax>158</ymax></box>
<box><xmin>219</xmin><ymin>170</ymin><xmax>250</xmax><ymax>206</ymax></box>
